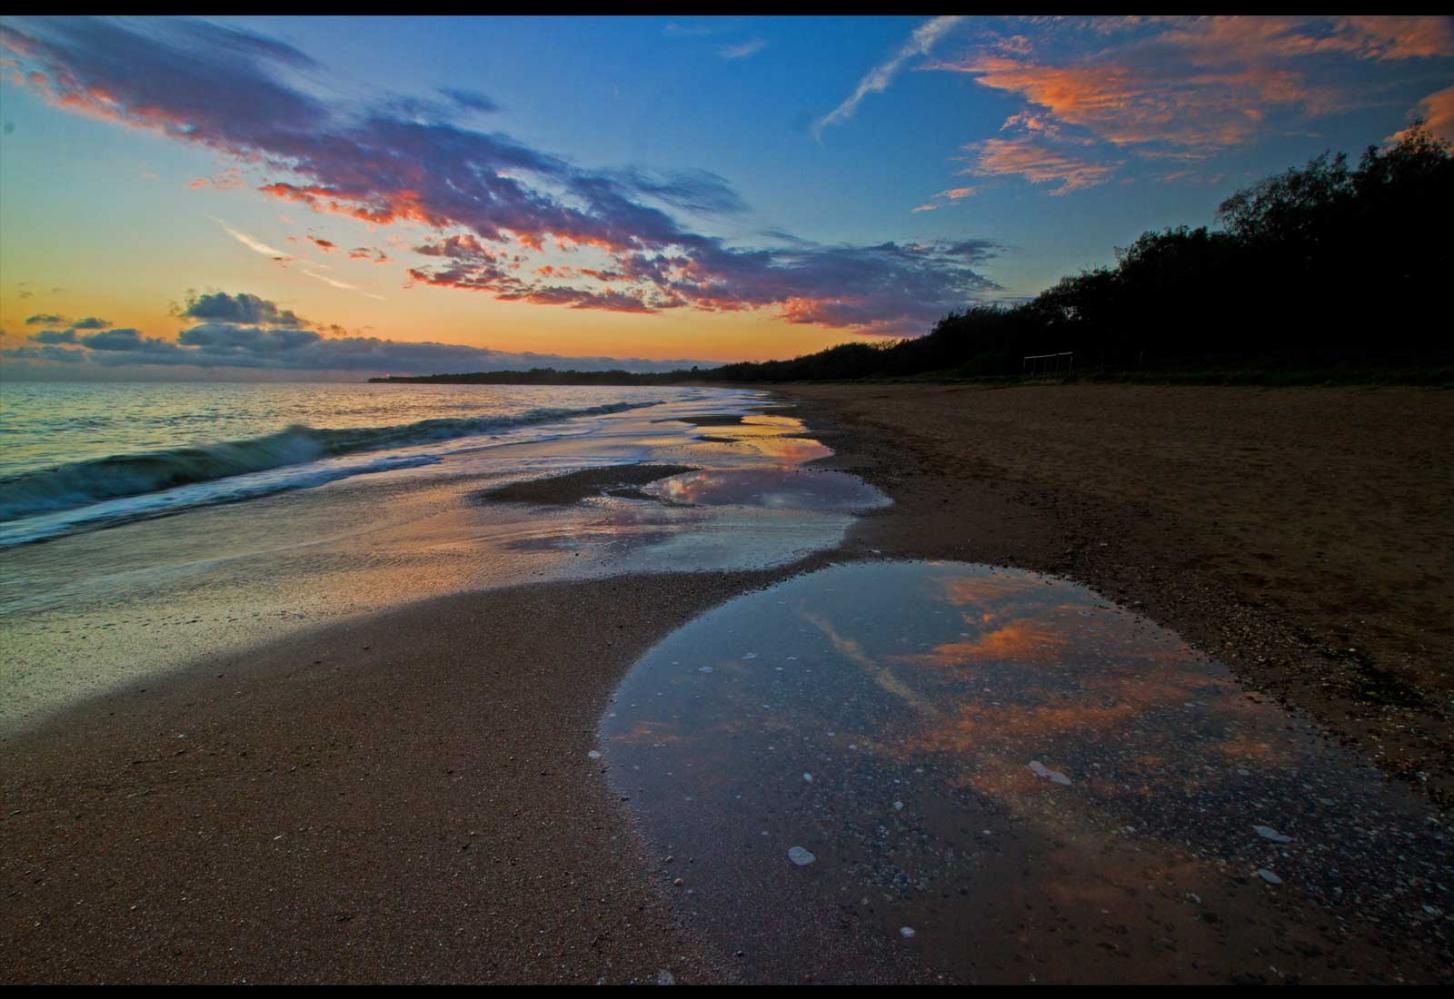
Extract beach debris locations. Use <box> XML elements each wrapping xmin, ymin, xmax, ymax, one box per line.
<box><xmin>1027</xmin><ymin>760</ymin><xmax>1072</xmax><ymax>785</ymax></box>
<box><xmin>1255</xmin><ymin>868</ymin><xmax>1283</xmax><ymax>885</ymax></box>
<box><xmin>893</xmin><ymin>801</ymin><xmax>904</xmax><ymax>811</ymax></box>
<box><xmin>1253</xmin><ymin>824</ymin><xmax>1293</xmax><ymax>843</ymax></box>
<box><xmin>899</xmin><ymin>926</ymin><xmax>916</xmax><ymax>939</ymax></box>
<box><xmin>697</xmin><ymin>666</ymin><xmax>714</xmax><ymax>673</ymax></box>
<box><xmin>742</xmin><ymin>652</ymin><xmax>758</xmax><ymax>660</ymax></box>
<box><xmin>787</xmin><ymin>846</ymin><xmax>816</xmax><ymax>866</ymax></box>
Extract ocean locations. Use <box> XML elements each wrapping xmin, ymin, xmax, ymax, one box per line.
<box><xmin>0</xmin><ymin>382</ymin><xmax>700</xmax><ymax>547</ymax></box>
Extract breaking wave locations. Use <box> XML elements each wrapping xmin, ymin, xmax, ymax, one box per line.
<box><xmin>0</xmin><ymin>401</ymin><xmax>651</xmax><ymax>524</ymax></box>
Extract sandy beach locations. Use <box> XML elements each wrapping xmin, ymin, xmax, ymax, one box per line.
<box><xmin>3</xmin><ymin>383</ymin><xmax>1452</xmax><ymax>984</ymax></box>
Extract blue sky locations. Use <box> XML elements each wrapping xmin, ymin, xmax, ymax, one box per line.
<box><xmin>2</xmin><ymin>15</ymin><xmax>1451</xmax><ymax>377</ymax></box>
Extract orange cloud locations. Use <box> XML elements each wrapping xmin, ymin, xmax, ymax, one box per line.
<box><xmin>1335</xmin><ymin>16</ymin><xmax>1454</xmax><ymax>60</ymax></box>
<box><xmin>1393</xmin><ymin>84</ymin><xmax>1454</xmax><ymax>143</ymax></box>
<box><xmin>942</xmin><ymin>54</ymin><xmax>1321</xmax><ymax>152</ymax></box>
<box><xmin>902</xmin><ymin>620</ymin><xmax>1069</xmax><ymax>668</ymax></box>
<box><xmin>964</xmin><ymin>135</ymin><xmax>1120</xmax><ymax>193</ymax></box>
<box><xmin>931</xmin><ymin>16</ymin><xmax>1452</xmax><ymax>162</ymax></box>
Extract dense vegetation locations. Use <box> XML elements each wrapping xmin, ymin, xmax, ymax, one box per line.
<box><xmin>375</xmin><ymin>125</ymin><xmax>1453</xmax><ymax>385</ymax></box>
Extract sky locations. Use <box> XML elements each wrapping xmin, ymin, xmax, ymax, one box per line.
<box><xmin>1</xmin><ymin>14</ymin><xmax>1451</xmax><ymax>380</ymax></box>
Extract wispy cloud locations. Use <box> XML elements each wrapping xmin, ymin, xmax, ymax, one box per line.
<box><xmin>663</xmin><ymin>21</ymin><xmax>720</xmax><ymax>39</ymax></box>
<box><xmin>720</xmin><ymin>38</ymin><xmax>767</xmax><ymax>60</ymax></box>
<box><xmin>813</xmin><ymin>16</ymin><xmax>964</xmax><ymax>140</ymax></box>
<box><xmin>963</xmin><ymin>137</ymin><xmax>1120</xmax><ymax>195</ymax></box>
<box><xmin>299</xmin><ymin>265</ymin><xmax>387</xmax><ymax>301</ymax></box>
<box><xmin>211</xmin><ymin>218</ymin><xmax>384</xmax><ymax>299</ymax></box>
<box><xmin>212</xmin><ymin>217</ymin><xmax>290</xmax><ymax>259</ymax></box>
<box><xmin>910</xmin><ymin>185</ymin><xmax>978</xmax><ymax>213</ymax></box>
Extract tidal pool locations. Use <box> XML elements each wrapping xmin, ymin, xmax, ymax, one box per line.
<box><xmin>640</xmin><ymin>467</ymin><xmax>891</xmax><ymax>511</ymax></box>
<box><xmin>598</xmin><ymin>561</ymin><xmax>1452</xmax><ymax>984</ymax></box>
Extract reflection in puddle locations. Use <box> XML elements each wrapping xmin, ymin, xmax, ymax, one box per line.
<box><xmin>475</xmin><ymin>407</ymin><xmax>886</xmax><ymax>576</ymax></box>
<box><xmin>600</xmin><ymin>561</ymin><xmax>1451</xmax><ymax>984</ymax></box>
<box><xmin>642</xmin><ymin>467</ymin><xmax>890</xmax><ymax>511</ymax></box>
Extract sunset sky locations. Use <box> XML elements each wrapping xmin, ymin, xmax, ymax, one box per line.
<box><xmin>2</xmin><ymin>15</ymin><xmax>1451</xmax><ymax>379</ymax></box>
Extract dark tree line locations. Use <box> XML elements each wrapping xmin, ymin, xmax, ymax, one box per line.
<box><xmin>709</xmin><ymin>123</ymin><xmax>1453</xmax><ymax>382</ymax></box>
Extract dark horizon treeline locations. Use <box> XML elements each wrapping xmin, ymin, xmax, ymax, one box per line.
<box><xmin>374</xmin><ymin>124</ymin><xmax>1453</xmax><ymax>386</ymax></box>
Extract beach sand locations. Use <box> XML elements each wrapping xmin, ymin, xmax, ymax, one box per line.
<box><xmin>3</xmin><ymin>382</ymin><xmax>1451</xmax><ymax>983</ymax></box>
<box><xmin>2</xmin><ymin>570</ymin><xmax>811</xmax><ymax>984</ymax></box>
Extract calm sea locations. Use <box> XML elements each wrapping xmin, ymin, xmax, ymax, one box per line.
<box><xmin>0</xmin><ymin>381</ymin><xmax>714</xmax><ymax>547</ymax></box>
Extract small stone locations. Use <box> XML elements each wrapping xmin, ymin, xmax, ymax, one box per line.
<box><xmin>1253</xmin><ymin>824</ymin><xmax>1293</xmax><ymax>843</ymax></box>
<box><xmin>1028</xmin><ymin>760</ymin><xmax>1072</xmax><ymax>785</ymax></box>
<box><xmin>1255</xmin><ymin>868</ymin><xmax>1283</xmax><ymax>885</ymax></box>
<box><xmin>900</xmin><ymin>926</ymin><xmax>916</xmax><ymax>939</ymax></box>
<box><xmin>787</xmin><ymin>846</ymin><xmax>816</xmax><ymax>866</ymax></box>
<box><xmin>803</xmin><ymin>772</ymin><xmax>813</xmax><ymax>782</ymax></box>
<box><xmin>656</xmin><ymin>969</ymin><xmax>675</xmax><ymax>985</ymax></box>
<box><xmin>893</xmin><ymin>801</ymin><xmax>904</xmax><ymax>811</ymax></box>
<box><xmin>587</xmin><ymin>750</ymin><xmax>602</xmax><ymax>760</ymax></box>
<box><xmin>673</xmin><ymin>877</ymin><xmax>683</xmax><ymax>887</ymax></box>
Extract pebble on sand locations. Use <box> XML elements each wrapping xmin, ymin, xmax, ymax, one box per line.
<box><xmin>1255</xmin><ymin>868</ymin><xmax>1283</xmax><ymax>885</ymax></box>
<box><xmin>1253</xmin><ymin>824</ymin><xmax>1293</xmax><ymax>843</ymax></box>
<box><xmin>788</xmin><ymin>846</ymin><xmax>816</xmax><ymax>866</ymax></box>
<box><xmin>1027</xmin><ymin>760</ymin><xmax>1072</xmax><ymax>785</ymax></box>
<box><xmin>900</xmin><ymin>926</ymin><xmax>916</xmax><ymax>939</ymax></box>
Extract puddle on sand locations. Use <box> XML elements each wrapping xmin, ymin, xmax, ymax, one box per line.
<box><xmin>480</xmin><ymin>411</ymin><xmax>887</xmax><ymax>575</ymax></box>
<box><xmin>599</xmin><ymin>561</ymin><xmax>1452</xmax><ymax>984</ymax></box>
<box><xmin>641</xmin><ymin>467</ymin><xmax>890</xmax><ymax>511</ymax></box>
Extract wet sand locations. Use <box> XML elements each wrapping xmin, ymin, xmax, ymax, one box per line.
<box><xmin>778</xmin><ymin>382</ymin><xmax>1454</xmax><ymax>810</ymax></box>
<box><xmin>3</xmin><ymin>384</ymin><xmax>1451</xmax><ymax>983</ymax></box>
<box><xmin>474</xmin><ymin>464</ymin><xmax>695</xmax><ymax>505</ymax></box>
<box><xmin>1</xmin><ymin>570</ymin><xmax>813</xmax><ymax>984</ymax></box>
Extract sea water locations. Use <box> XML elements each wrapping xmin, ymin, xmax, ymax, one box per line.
<box><xmin>0</xmin><ymin>381</ymin><xmax>702</xmax><ymax>546</ymax></box>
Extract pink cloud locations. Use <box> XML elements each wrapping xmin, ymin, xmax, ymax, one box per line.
<box><xmin>1393</xmin><ymin>84</ymin><xmax>1454</xmax><ymax>143</ymax></box>
<box><xmin>930</xmin><ymin>15</ymin><xmax>1453</xmax><ymax>164</ymax></box>
<box><xmin>964</xmin><ymin>137</ymin><xmax>1119</xmax><ymax>194</ymax></box>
